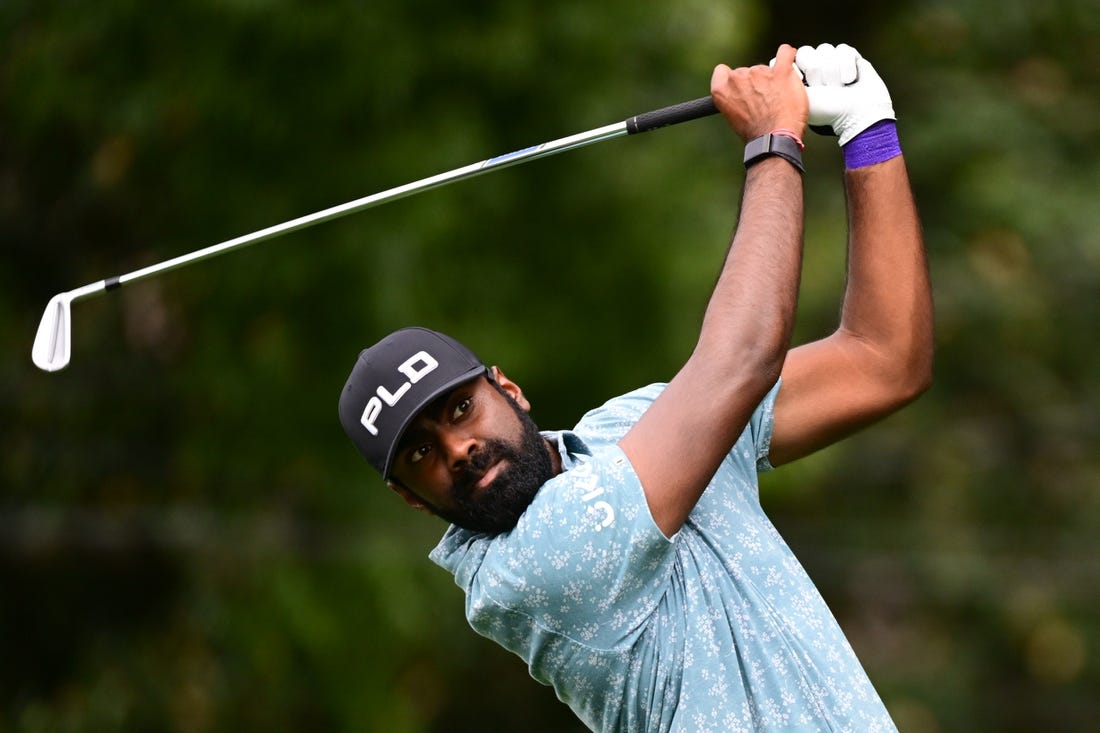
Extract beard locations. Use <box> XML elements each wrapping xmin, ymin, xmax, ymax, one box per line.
<box><xmin>441</xmin><ymin>392</ymin><xmax>555</xmax><ymax>535</ymax></box>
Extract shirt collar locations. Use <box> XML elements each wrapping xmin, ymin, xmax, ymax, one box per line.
<box><xmin>542</xmin><ymin>430</ymin><xmax>591</xmax><ymax>473</ymax></box>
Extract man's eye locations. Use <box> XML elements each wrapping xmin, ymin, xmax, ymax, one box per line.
<box><xmin>410</xmin><ymin>445</ymin><xmax>431</xmax><ymax>463</ymax></box>
<box><xmin>453</xmin><ymin>398</ymin><xmax>471</xmax><ymax>421</ymax></box>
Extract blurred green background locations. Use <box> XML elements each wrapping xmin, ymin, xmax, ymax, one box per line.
<box><xmin>3</xmin><ymin>1</ymin><xmax>1099</xmax><ymax>731</ymax></box>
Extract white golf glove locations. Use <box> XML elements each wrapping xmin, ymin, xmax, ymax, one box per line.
<box><xmin>796</xmin><ymin>43</ymin><xmax>895</xmax><ymax>146</ymax></box>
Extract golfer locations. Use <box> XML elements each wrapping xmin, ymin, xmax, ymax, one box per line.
<box><xmin>339</xmin><ymin>42</ymin><xmax>932</xmax><ymax>732</ymax></box>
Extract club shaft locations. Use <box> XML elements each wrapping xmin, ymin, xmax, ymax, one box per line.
<box><xmin>70</xmin><ymin>95</ymin><xmax>719</xmax><ymax>302</ymax></box>
<box><xmin>112</xmin><ymin>122</ymin><xmax>630</xmax><ymax>290</ymax></box>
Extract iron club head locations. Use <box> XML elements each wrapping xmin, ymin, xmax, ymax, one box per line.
<box><xmin>32</xmin><ymin>292</ymin><xmax>73</xmax><ymax>372</ymax></box>
<box><xmin>32</xmin><ymin>281</ymin><xmax>108</xmax><ymax>372</ymax></box>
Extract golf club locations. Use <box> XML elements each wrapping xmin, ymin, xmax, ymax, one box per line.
<box><xmin>32</xmin><ymin>95</ymin><xmax>719</xmax><ymax>373</ymax></box>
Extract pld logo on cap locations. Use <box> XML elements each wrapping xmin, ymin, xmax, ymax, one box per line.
<box><xmin>338</xmin><ymin>327</ymin><xmax>487</xmax><ymax>478</ymax></box>
<box><xmin>358</xmin><ymin>350</ymin><xmax>439</xmax><ymax>437</ymax></box>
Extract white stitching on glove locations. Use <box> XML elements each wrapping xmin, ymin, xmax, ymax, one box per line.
<box><xmin>796</xmin><ymin>43</ymin><xmax>896</xmax><ymax>147</ymax></box>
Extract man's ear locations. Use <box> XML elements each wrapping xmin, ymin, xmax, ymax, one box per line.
<box><xmin>387</xmin><ymin>480</ymin><xmax>430</xmax><ymax>512</ymax></box>
<box><xmin>488</xmin><ymin>365</ymin><xmax>530</xmax><ymax>412</ymax></box>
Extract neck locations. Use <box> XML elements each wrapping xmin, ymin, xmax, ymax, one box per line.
<box><xmin>543</xmin><ymin>437</ymin><xmax>564</xmax><ymax>476</ymax></box>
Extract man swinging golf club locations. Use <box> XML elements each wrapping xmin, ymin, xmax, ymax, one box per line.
<box><xmin>339</xmin><ymin>42</ymin><xmax>932</xmax><ymax>732</ymax></box>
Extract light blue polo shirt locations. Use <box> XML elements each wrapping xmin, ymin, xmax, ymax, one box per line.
<box><xmin>430</xmin><ymin>383</ymin><xmax>896</xmax><ymax>732</ymax></box>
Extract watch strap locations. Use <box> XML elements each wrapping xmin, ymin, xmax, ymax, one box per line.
<box><xmin>743</xmin><ymin>132</ymin><xmax>805</xmax><ymax>173</ymax></box>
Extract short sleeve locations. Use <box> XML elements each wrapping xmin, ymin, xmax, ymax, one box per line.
<box><xmin>576</xmin><ymin>380</ymin><xmax>780</xmax><ymax>473</ymax></box>
<box><xmin>571</xmin><ymin>384</ymin><xmax>663</xmax><ymax>445</ymax></box>
<box><xmin>750</xmin><ymin>379</ymin><xmax>781</xmax><ymax>472</ymax></box>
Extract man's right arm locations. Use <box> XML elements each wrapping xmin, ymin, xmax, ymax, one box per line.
<box><xmin>618</xmin><ymin>45</ymin><xmax>808</xmax><ymax>537</ymax></box>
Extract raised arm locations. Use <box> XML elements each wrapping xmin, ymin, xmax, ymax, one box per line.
<box><xmin>618</xmin><ymin>44</ymin><xmax>808</xmax><ymax>537</ymax></box>
<box><xmin>769</xmin><ymin>44</ymin><xmax>934</xmax><ymax>466</ymax></box>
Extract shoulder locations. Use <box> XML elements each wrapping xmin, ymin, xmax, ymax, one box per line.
<box><xmin>573</xmin><ymin>383</ymin><xmax>667</xmax><ymax>445</ymax></box>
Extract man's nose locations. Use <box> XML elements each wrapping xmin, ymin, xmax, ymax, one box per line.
<box><xmin>439</xmin><ymin>430</ymin><xmax>479</xmax><ymax>472</ymax></box>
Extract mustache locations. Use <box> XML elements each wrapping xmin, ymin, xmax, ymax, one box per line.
<box><xmin>450</xmin><ymin>439</ymin><xmax>512</xmax><ymax>500</ymax></box>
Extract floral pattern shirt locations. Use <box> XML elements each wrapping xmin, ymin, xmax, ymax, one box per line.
<box><xmin>430</xmin><ymin>383</ymin><xmax>896</xmax><ymax>732</ymax></box>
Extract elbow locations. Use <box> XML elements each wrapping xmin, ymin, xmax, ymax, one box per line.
<box><xmin>728</xmin><ymin>338</ymin><xmax>791</xmax><ymax>396</ymax></box>
<box><xmin>741</xmin><ymin>326</ymin><xmax>794</xmax><ymax>394</ymax></box>
<box><xmin>906</xmin><ymin>320</ymin><xmax>936</xmax><ymax>399</ymax></box>
<box><xmin>862</xmin><ymin>311</ymin><xmax>935</xmax><ymax>407</ymax></box>
<box><xmin>910</xmin><ymin>348</ymin><xmax>935</xmax><ymax>400</ymax></box>
<box><xmin>755</xmin><ymin>347</ymin><xmax>790</xmax><ymax>391</ymax></box>
<box><xmin>690</xmin><ymin>328</ymin><xmax>789</xmax><ymax>400</ymax></box>
<box><xmin>896</xmin><ymin>365</ymin><xmax>932</xmax><ymax>410</ymax></box>
<box><xmin>845</xmin><ymin>326</ymin><xmax>933</xmax><ymax>412</ymax></box>
<box><xmin>890</xmin><ymin>341</ymin><xmax>934</xmax><ymax>407</ymax></box>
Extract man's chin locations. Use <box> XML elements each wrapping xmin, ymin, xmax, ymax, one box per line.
<box><xmin>451</xmin><ymin>475</ymin><xmax>541</xmax><ymax>534</ymax></box>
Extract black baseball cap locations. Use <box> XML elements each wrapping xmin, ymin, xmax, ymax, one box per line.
<box><xmin>339</xmin><ymin>327</ymin><xmax>488</xmax><ymax>478</ymax></box>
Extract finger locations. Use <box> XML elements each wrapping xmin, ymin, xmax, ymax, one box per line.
<box><xmin>769</xmin><ymin>55</ymin><xmax>804</xmax><ymax>85</ymax></box>
<box><xmin>710</xmin><ymin>63</ymin><xmax>733</xmax><ymax>90</ymax></box>
<box><xmin>814</xmin><ymin>43</ymin><xmax>846</xmax><ymax>86</ymax></box>
<box><xmin>709</xmin><ymin>64</ymin><xmax>733</xmax><ymax>124</ymax></box>
<box><xmin>773</xmin><ymin>43</ymin><xmax>797</xmax><ymax>73</ymax></box>
<box><xmin>835</xmin><ymin>43</ymin><xmax>860</xmax><ymax>85</ymax></box>
<box><xmin>797</xmin><ymin>45</ymin><xmax>823</xmax><ymax>86</ymax></box>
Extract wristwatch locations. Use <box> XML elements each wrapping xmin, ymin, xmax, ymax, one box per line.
<box><xmin>743</xmin><ymin>133</ymin><xmax>805</xmax><ymax>173</ymax></box>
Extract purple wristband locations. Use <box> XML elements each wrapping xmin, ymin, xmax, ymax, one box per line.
<box><xmin>842</xmin><ymin>120</ymin><xmax>901</xmax><ymax>169</ymax></box>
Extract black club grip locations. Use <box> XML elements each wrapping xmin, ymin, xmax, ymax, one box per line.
<box><xmin>625</xmin><ymin>96</ymin><xmax>719</xmax><ymax>134</ymax></box>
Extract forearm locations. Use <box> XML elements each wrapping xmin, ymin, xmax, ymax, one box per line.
<box><xmin>643</xmin><ymin>157</ymin><xmax>803</xmax><ymax>525</ymax></box>
<box><xmin>696</xmin><ymin>157</ymin><xmax>804</xmax><ymax>379</ymax></box>
<box><xmin>840</xmin><ymin>155</ymin><xmax>933</xmax><ymax>388</ymax></box>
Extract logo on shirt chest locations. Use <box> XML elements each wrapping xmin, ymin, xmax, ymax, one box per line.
<box><xmin>573</xmin><ymin>461</ymin><xmax>615</xmax><ymax>530</ymax></box>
